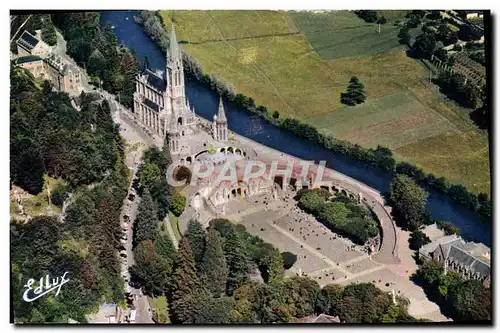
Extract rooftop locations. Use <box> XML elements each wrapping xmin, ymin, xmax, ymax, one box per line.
<box><xmin>141</xmin><ymin>67</ymin><xmax>166</xmax><ymax>92</ymax></box>
<box><xmin>17</xmin><ymin>30</ymin><xmax>39</xmax><ymax>51</ymax></box>
<box><xmin>143</xmin><ymin>98</ymin><xmax>160</xmax><ymax>112</ymax></box>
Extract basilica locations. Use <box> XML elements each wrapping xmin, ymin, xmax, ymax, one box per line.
<box><xmin>133</xmin><ymin>23</ymin><xmax>197</xmax><ymax>142</ymax></box>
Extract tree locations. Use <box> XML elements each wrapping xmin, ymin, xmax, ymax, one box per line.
<box><xmin>272</xmin><ymin>111</ymin><xmax>280</xmax><ymax>119</ymax></box>
<box><xmin>340</xmin><ymin>76</ymin><xmax>366</xmax><ymax>106</ymax></box>
<box><xmin>199</xmin><ymin>228</ymin><xmax>228</xmax><ymax>296</ymax></box>
<box><xmin>133</xmin><ymin>188</ymin><xmax>158</xmax><ymax>246</ymax></box>
<box><xmin>170</xmin><ymin>237</ymin><xmax>198</xmax><ymax>323</ymax></box>
<box><xmin>281</xmin><ymin>252</ymin><xmax>297</xmax><ymax>270</ymax></box>
<box><xmin>318</xmin><ymin>201</ymin><xmax>350</xmax><ymax>227</ymax></box>
<box><xmin>266</xmin><ymin>248</ymin><xmax>284</xmax><ymax>285</ymax></box>
<box><xmin>50</xmin><ymin>183</ymin><xmax>69</xmax><ymax>207</ymax></box>
<box><xmin>170</xmin><ymin>193</ymin><xmax>186</xmax><ymax>217</ymax></box>
<box><xmin>437</xmin><ymin>220</ymin><xmax>461</xmax><ymax>236</ymax></box>
<box><xmin>298</xmin><ymin>189</ymin><xmax>329</xmax><ymax>214</ymax></box>
<box><xmin>414</xmin><ymin>260</ymin><xmax>443</xmax><ymax>287</ymax></box>
<box><xmin>154</xmin><ymin>233</ymin><xmax>176</xmax><ymax>265</ymax></box>
<box><xmin>41</xmin><ymin>23</ymin><xmax>57</xmax><ymax>46</ymax></box>
<box><xmin>194</xmin><ymin>293</ymin><xmax>234</xmax><ymax>324</ymax></box>
<box><xmin>10</xmin><ymin>136</ymin><xmax>45</xmax><ymax>194</ymax></box>
<box><xmin>316</xmin><ymin>284</ymin><xmax>343</xmax><ymax>315</ymax></box>
<box><xmin>390</xmin><ymin>174</ymin><xmax>428</xmax><ymax>230</ymax></box>
<box><xmin>412</xmin><ymin>33</ymin><xmax>436</xmax><ymax>59</ymax></box>
<box><xmin>130</xmin><ymin>240</ymin><xmax>171</xmax><ymax>296</ymax></box>
<box><xmin>224</xmin><ymin>227</ymin><xmax>250</xmax><ymax>296</ymax></box>
<box><xmin>354</xmin><ymin>10</ymin><xmax>378</xmax><ymax>23</ymax></box>
<box><xmin>398</xmin><ymin>26</ymin><xmax>411</xmax><ymax>45</ymax></box>
<box><xmin>337</xmin><ymin>283</ymin><xmax>392</xmax><ymax>323</ymax></box>
<box><xmin>283</xmin><ymin>277</ymin><xmax>320</xmax><ymax>318</ymax></box>
<box><xmin>408</xmin><ymin>230</ymin><xmax>431</xmax><ymax>251</ymax></box>
<box><xmin>377</xmin><ymin>16</ymin><xmax>387</xmax><ymax>25</ymax></box>
<box><xmin>448</xmin><ymin>280</ymin><xmax>491</xmax><ymax>321</ymax></box>
<box><xmin>174</xmin><ymin>166</ymin><xmax>192</xmax><ymax>183</ymax></box>
<box><xmin>138</xmin><ymin>163</ymin><xmax>161</xmax><ymax>189</ymax></box>
<box><xmin>186</xmin><ymin>219</ymin><xmax>206</xmax><ymax>266</ymax></box>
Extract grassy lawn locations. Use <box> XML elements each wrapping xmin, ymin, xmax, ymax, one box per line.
<box><xmin>20</xmin><ymin>175</ymin><xmax>64</xmax><ymax>217</ymax></box>
<box><xmin>159</xmin><ymin>10</ymin><xmax>490</xmax><ymax>194</ymax></box>
<box><xmin>168</xmin><ymin>212</ymin><xmax>182</xmax><ymax>241</ymax></box>
<box><xmin>306</xmin><ymin>91</ymin><xmax>458</xmax><ymax>149</ymax></box>
<box><xmin>150</xmin><ymin>296</ymin><xmax>171</xmax><ymax>323</ymax></box>
<box><xmin>293</xmin><ymin>11</ymin><xmax>401</xmax><ymax>60</ymax></box>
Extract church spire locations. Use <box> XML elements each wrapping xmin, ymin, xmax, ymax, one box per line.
<box><xmin>169</xmin><ymin>21</ymin><xmax>180</xmax><ymax>60</ymax></box>
<box><xmin>216</xmin><ymin>97</ymin><xmax>227</xmax><ymax>123</ymax></box>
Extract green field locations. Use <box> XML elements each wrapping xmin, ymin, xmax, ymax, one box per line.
<box><xmin>292</xmin><ymin>11</ymin><xmax>401</xmax><ymax>59</ymax></box>
<box><xmin>160</xmin><ymin>10</ymin><xmax>490</xmax><ymax>194</ymax></box>
<box><xmin>306</xmin><ymin>92</ymin><xmax>458</xmax><ymax>149</ymax></box>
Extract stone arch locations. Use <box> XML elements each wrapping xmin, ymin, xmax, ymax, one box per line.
<box><xmin>220</xmin><ymin>147</ymin><xmax>226</xmax><ymax>154</ymax></box>
<box><xmin>227</xmin><ymin>146</ymin><xmax>234</xmax><ymax>154</ymax></box>
<box><xmin>192</xmin><ymin>192</ymin><xmax>202</xmax><ymax>210</ymax></box>
<box><xmin>274</xmin><ymin>176</ymin><xmax>284</xmax><ymax>190</ymax></box>
<box><xmin>231</xmin><ymin>189</ymin><xmax>237</xmax><ymax>198</ymax></box>
<box><xmin>178</xmin><ymin>117</ymin><xmax>183</xmax><ymax>126</ymax></box>
<box><xmin>235</xmin><ymin>148</ymin><xmax>242</xmax><ymax>155</ymax></box>
<box><xmin>186</xmin><ymin>156</ymin><xmax>192</xmax><ymax>164</ymax></box>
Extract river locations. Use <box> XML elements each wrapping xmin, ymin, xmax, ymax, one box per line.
<box><xmin>101</xmin><ymin>10</ymin><xmax>490</xmax><ymax>246</ymax></box>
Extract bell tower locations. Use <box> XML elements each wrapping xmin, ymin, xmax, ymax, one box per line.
<box><xmin>213</xmin><ymin>97</ymin><xmax>228</xmax><ymax>141</ymax></box>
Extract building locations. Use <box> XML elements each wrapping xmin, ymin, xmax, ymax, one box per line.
<box><xmin>293</xmin><ymin>314</ymin><xmax>341</xmax><ymax>323</ymax></box>
<box><xmin>16</xmin><ymin>30</ymin><xmax>51</xmax><ymax>57</ymax></box>
<box><xmin>133</xmin><ymin>22</ymin><xmax>197</xmax><ymax>141</ymax></box>
<box><xmin>43</xmin><ymin>53</ymin><xmax>82</xmax><ymax>95</ymax></box>
<box><xmin>14</xmin><ymin>50</ymin><xmax>82</xmax><ymax>96</ymax></box>
<box><xmin>86</xmin><ymin>303</ymin><xmax>121</xmax><ymax>323</ymax></box>
<box><xmin>420</xmin><ymin>234</ymin><xmax>490</xmax><ymax>286</ymax></box>
<box><xmin>464</xmin><ymin>10</ymin><xmax>484</xmax><ymax>19</ymax></box>
<box><xmin>213</xmin><ymin>98</ymin><xmax>228</xmax><ymax>141</ymax></box>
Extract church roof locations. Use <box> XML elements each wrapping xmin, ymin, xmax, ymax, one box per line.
<box><xmin>143</xmin><ymin>98</ymin><xmax>160</xmax><ymax>112</ymax></box>
<box><xmin>168</xmin><ymin>22</ymin><xmax>181</xmax><ymax>60</ymax></box>
<box><xmin>142</xmin><ymin>68</ymin><xmax>166</xmax><ymax>92</ymax></box>
<box><xmin>216</xmin><ymin>98</ymin><xmax>227</xmax><ymax>123</ymax></box>
<box><xmin>17</xmin><ymin>30</ymin><xmax>39</xmax><ymax>51</ymax></box>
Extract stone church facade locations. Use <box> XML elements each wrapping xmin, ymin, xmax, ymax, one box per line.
<box><xmin>133</xmin><ymin>23</ymin><xmax>197</xmax><ymax>144</ymax></box>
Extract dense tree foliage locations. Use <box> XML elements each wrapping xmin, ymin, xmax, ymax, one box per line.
<box><xmin>11</xmin><ymin>69</ymin><xmax>130</xmax><ymax>323</ymax></box>
<box><xmin>199</xmin><ymin>228</ymin><xmax>228</xmax><ymax>296</ymax></box>
<box><xmin>413</xmin><ymin>260</ymin><xmax>491</xmax><ymax>322</ymax></box>
<box><xmin>169</xmin><ymin>237</ymin><xmax>198</xmax><ymax>323</ymax></box>
<box><xmin>412</xmin><ymin>33</ymin><xmax>436</xmax><ymax>59</ymax></box>
<box><xmin>133</xmin><ymin>188</ymin><xmax>158</xmax><ymax>247</ymax></box>
<box><xmin>354</xmin><ymin>10</ymin><xmax>379</xmax><ymax>23</ymax></box>
<box><xmin>408</xmin><ymin>230</ymin><xmax>431</xmax><ymax>251</ymax></box>
<box><xmin>299</xmin><ymin>189</ymin><xmax>379</xmax><ymax>244</ymax></box>
<box><xmin>130</xmin><ymin>240</ymin><xmax>171</xmax><ymax>296</ymax></box>
<box><xmin>435</xmin><ymin>71</ymin><xmax>483</xmax><ymax>109</ymax></box>
<box><xmin>390</xmin><ymin>174</ymin><xmax>428</xmax><ymax>230</ymax></box>
<box><xmin>138</xmin><ymin>146</ymin><xmax>176</xmax><ymax>220</ymax></box>
<box><xmin>186</xmin><ymin>219</ymin><xmax>206</xmax><ymax>267</ymax></box>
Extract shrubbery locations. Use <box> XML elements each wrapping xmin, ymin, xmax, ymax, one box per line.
<box><xmin>299</xmin><ymin>189</ymin><xmax>379</xmax><ymax>244</ymax></box>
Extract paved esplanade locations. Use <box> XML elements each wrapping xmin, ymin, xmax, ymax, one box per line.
<box><xmin>227</xmin><ymin>128</ymin><xmax>400</xmax><ymax>265</ymax></box>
